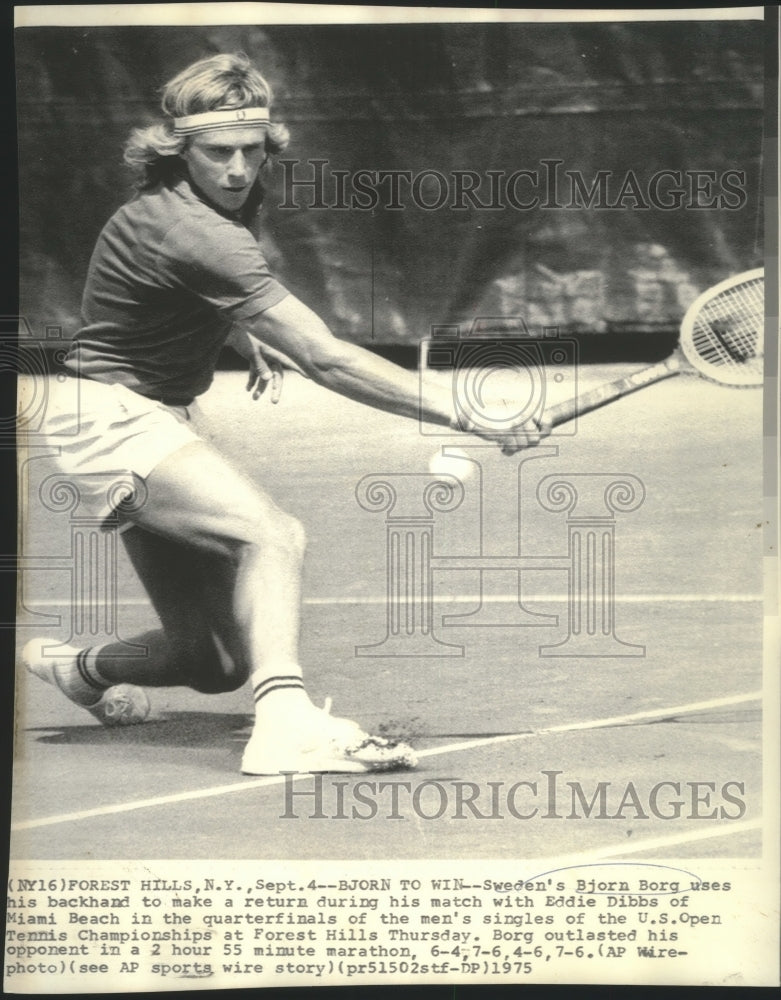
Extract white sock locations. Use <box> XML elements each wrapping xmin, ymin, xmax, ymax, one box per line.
<box><xmin>48</xmin><ymin>645</ymin><xmax>111</xmax><ymax>706</ymax></box>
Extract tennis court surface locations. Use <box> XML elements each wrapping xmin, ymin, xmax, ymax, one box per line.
<box><xmin>12</xmin><ymin>364</ymin><xmax>765</xmax><ymax>860</ymax></box>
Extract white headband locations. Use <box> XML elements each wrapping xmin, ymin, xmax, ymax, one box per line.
<box><xmin>173</xmin><ymin>107</ymin><xmax>271</xmax><ymax>136</ymax></box>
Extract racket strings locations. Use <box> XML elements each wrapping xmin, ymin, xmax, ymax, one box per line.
<box><xmin>688</xmin><ymin>278</ymin><xmax>763</xmax><ymax>381</ymax></box>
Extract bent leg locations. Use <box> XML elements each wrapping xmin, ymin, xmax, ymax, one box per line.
<box><xmin>122</xmin><ymin>439</ymin><xmax>307</xmax><ymax>701</ymax></box>
<box><xmin>26</xmin><ymin>435</ymin><xmax>418</xmax><ymax>770</ymax></box>
<box><xmin>28</xmin><ymin>438</ymin><xmax>304</xmax><ymax>703</ymax></box>
<box><xmin>95</xmin><ymin>526</ymin><xmax>250</xmax><ymax>693</ymax></box>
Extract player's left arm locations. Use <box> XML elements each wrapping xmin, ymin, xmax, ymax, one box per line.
<box><xmin>242</xmin><ymin>293</ymin><xmax>548</xmax><ymax>452</ymax></box>
<box><xmin>243</xmin><ymin>293</ymin><xmax>455</xmax><ymax>426</ymax></box>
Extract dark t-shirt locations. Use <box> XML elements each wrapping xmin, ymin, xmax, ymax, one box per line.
<box><xmin>66</xmin><ymin>175</ymin><xmax>289</xmax><ymax>403</ymax></box>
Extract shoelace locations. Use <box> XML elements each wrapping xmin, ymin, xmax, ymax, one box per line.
<box><xmin>319</xmin><ymin>697</ymin><xmax>384</xmax><ymax>750</ymax></box>
<box><xmin>103</xmin><ymin>692</ymin><xmax>135</xmax><ymax>720</ymax></box>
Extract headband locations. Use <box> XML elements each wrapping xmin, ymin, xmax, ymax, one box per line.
<box><xmin>172</xmin><ymin>107</ymin><xmax>271</xmax><ymax>136</ymax></box>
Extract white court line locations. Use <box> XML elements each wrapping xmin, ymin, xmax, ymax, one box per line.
<box><xmin>524</xmin><ymin>817</ymin><xmax>763</xmax><ymax>867</ymax></box>
<box><xmin>25</xmin><ymin>593</ymin><xmax>763</xmax><ymax>608</ymax></box>
<box><xmin>309</xmin><ymin>594</ymin><xmax>763</xmax><ymax>606</ymax></box>
<box><xmin>12</xmin><ymin>690</ymin><xmax>761</xmax><ymax>833</ymax></box>
<box><xmin>11</xmin><ymin>775</ymin><xmax>291</xmax><ymax>832</ymax></box>
<box><xmin>413</xmin><ymin>690</ymin><xmax>763</xmax><ymax>760</ymax></box>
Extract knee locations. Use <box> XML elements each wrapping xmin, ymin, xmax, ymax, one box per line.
<box><xmin>275</xmin><ymin>511</ymin><xmax>306</xmax><ymax>560</ymax></box>
<box><xmin>189</xmin><ymin>667</ymin><xmax>246</xmax><ymax>695</ymax></box>
<box><xmin>242</xmin><ymin>510</ymin><xmax>306</xmax><ymax>563</ymax></box>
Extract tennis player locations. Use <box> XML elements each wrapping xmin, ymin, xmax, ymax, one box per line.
<box><xmin>24</xmin><ymin>53</ymin><xmax>548</xmax><ymax>775</ymax></box>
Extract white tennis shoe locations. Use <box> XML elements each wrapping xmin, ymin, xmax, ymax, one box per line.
<box><xmin>22</xmin><ymin>638</ymin><xmax>150</xmax><ymax>727</ymax></box>
<box><xmin>241</xmin><ymin>699</ymin><xmax>418</xmax><ymax>775</ymax></box>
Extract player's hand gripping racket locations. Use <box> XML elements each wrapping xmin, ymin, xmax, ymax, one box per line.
<box><xmin>544</xmin><ymin>268</ymin><xmax>765</xmax><ymax>428</ymax></box>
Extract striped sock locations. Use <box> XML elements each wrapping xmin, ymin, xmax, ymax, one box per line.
<box><xmin>252</xmin><ymin>674</ymin><xmax>306</xmax><ymax>706</ymax></box>
<box><xmin>76</xmin><ymin>649</ymin><xmax>109</xmax><ymax>689</ymax></box>
<box><xmin>56</xmin><ymin>646</ymin><xmax>111</xmax><ymax>706</ymax></box>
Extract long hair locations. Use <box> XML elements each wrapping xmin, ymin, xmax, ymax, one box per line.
<box><xmin>123</xmin><ymin>52</ymin><xmax>290</xmax><ymax>190</ymax></box>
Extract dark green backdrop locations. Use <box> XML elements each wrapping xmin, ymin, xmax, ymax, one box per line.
<box><xmin>15</xmin><ymin>20</ymin><xmax>764</xmax><ymax>345</ymax></box>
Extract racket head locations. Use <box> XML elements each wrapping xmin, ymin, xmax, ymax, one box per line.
<box><xmin>679</xmin><ymin>268</ymin><xmax>764</xmax><ymax>387</ymax></box>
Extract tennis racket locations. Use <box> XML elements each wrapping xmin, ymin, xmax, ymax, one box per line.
<box><xmin>544</xmin><ymin>268</ymin><xmax>765</xmax><ymax>428</ymax></box>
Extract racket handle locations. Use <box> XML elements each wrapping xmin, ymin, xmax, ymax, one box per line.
<box><xmin>545</xmin><ymin>358</ymin><xmax>680</xmax><ymax>428</ymax></box>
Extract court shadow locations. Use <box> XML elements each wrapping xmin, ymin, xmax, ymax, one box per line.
<box><xmin>26</xmin><ymin>711</ymin><xmax>253</xmax><ymax>748</ymax></box>
<box><xmin>26</xmin><ymin>716</ymin><xmax>541</xmax><ymax>747</ymax></box>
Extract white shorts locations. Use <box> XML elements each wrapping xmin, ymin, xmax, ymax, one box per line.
<box><xmin>31</xmin><ymin>376</ymin><xmax>203</xmax><ymax>528</ymax></box>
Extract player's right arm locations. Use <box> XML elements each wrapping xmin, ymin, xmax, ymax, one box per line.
<box><xmin>243</xmin><ymin>293</ymin><xmax>547</xmax><ymax>453</ymax></box>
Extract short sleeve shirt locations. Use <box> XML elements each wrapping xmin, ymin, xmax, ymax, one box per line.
<box><xmin>66</xmin><ymin>174</ymin><xmax>289</xmax><ymax>402</ymax></box>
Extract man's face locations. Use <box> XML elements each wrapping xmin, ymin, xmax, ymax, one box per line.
<box><xmin>181</xmin><ymin>126</ymin><xmax>268</xmax><ymax>211</ymax></box>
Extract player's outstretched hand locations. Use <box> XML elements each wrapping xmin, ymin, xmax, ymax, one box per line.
<box><xmin>244</xmin><ymin>335</ymin><xmax>283</xmax><ymax>404</ymax></box>
<box><xmin>493</xmin><ymin>417</ymin><xmax>551</xmax><ymax>455</ymax></box>
<box><xmin>455</xmin><ymin>400</ymin><xmax>551</xmax><ymax>454</ymax></box>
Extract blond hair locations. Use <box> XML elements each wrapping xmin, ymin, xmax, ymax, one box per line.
<box><xmin>123</xmin><ymin>52</ymin><xmax>290</xmax><ymax>188</ymax></box>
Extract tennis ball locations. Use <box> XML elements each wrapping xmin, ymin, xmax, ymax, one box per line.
<box><xmin>428</xmin><ymin>447</ymin><xmax>475</xmax><ymax>481</ymax></box>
